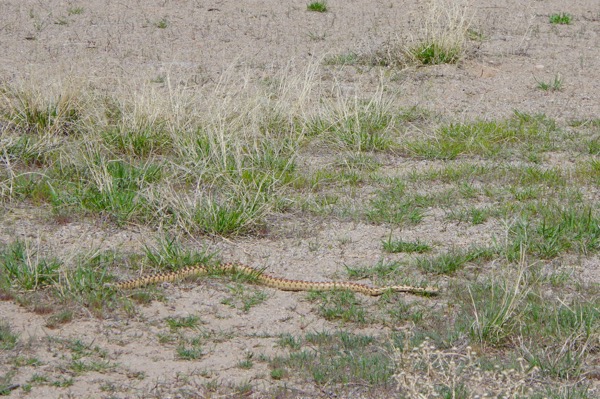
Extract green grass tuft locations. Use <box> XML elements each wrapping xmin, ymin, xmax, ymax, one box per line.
<box><xmin>165</xmin><ymin>315</ymin><xmax>201</xmax><ymax>330</ymax></box>
<box><xmin>410</xmin><ymin>41</ymin><xmax>461</xmax><ymax>65</ymax></box>
<box><xmin>307</xmin><ymin>290</ymin><xmax>367</xmax><ymax>323</ymax></box>
<box><xmin>366</xmin><ymin>179</ymin><xmax>427</xmax><ymax>225</ymax></box>
<box><xmin>270</xmin><ymin>331</ymin><xmax>393</xmax><ymax>386</ymax></box>
<box><xmin>0</xmin><ymin>322</ymin><xmax>18</xmax><ymax>350</ymax></box>
<box><xmin>307</xmin><ymin>1</ymin><xmax>327</xmax><ymax>12</ymax></box>
<box><xmin>383</xmin><ymin>236</ymin><xmax>431</xmax><ymax>253</ymax></box>
<box><xmin>416</xmin><ymin>247</ymin><xmax>495</xmax><ymax>274</ymax></box>
<box><xmin>536</xmin><ymin>74</ymin><xmax>563</xmax><ymax>92</ymax></box>
<box><xmin>406</xmin><ymin>112</ymin><xmax>557</xmax><ymax>160</ymax></box>
<box><xmin>0</xmin><ymin>241</ymin><xmax>61</xmax><ymax>290</ymax></box>
<box><xmin>505</xmin><ymin>204</ymin><xmax>600</xmax><ymax>260</ymax></box>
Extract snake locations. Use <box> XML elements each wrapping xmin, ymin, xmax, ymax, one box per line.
<box><xmin>109</xmin><ymin>262</ymin><xmax>439</xmax><ymax>296</ymax></box>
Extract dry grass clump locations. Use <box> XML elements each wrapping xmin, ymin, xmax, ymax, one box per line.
<box><xmin>306</xmin><ymin>84</ymin><xmax>399</xmax><ymax>152</ymax></box>
<box><xmin>364</xmin><ymin>0</ymin><xmax>475</xmax><ymax>67</ymax></box>
<box><xmin>394</xmin><ymin>338</ymin><xmax>544</xmax><ymax>398</ymax></box>
<box><xmin>0</xmin><ymin>79</ymin><xmax>88</xmax><ymax>137</ymax></box>
<box><xmin>407</xmin><ymin>0</ymin><xmax>474</xmax><ymax>65</ymax></box>
<box><xmin>0</xmin><ymin>66</ymin><xmax>324</xmax><ymax>235</ymax></box>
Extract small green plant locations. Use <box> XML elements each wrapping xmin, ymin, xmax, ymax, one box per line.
<box><xmin>536</xmin><ymin>74</ymin><xmax>563</xmax><ymax>91</ymax></box>
<box><xmin>176</xmin><ymin>345</ymin><xmax>203</xmax><ymax>360</ymax></box>
<box><xmin>0</xmin><ymin>371</ymin><xmax>17</xmax><ymax>395</ymax></box>
<box><xmin>549</xmin><ymin>13</ymin><xmax>572</xmax><ymax>25</ymax></box>
<box><xmin>278</xmin><ymin>334</ymin><xmax>302</xmax><ymax>350</ymax></box>
<box><xmin>416</xmin><ymin>250</ymin><xmax>469</xmax><ymax>274</ymax></box>
<box><xmin>438</xmin><ymin>384</ymin><xmax>470</xmax><ymax>399</ymax></box>
<box><xmin>45</xmin><ymin>310</ymin><xmax>73</xmax><ymax>329</ymax></box>
<box><xmin>59</xmin><ymin>159</ymin><xmax>163</xmax><ymax>223</ymax></box>
<box><xmin>0</xmin><ymin>240</ymin><xmax>61</xmax><ymax>290</ymax></box>
<box><xmin>144</xmin><ymin>235</ymin><xmax>215</xmax><ymax>271</ymax></box>
<box><xmin>237</xmin><ymin>353</ymin><xmax>254</xmax><ymax>369</ymax></box>
<box><xmin>165</xmin><ymin>315</ymin><xmax>201</xmax><ymax>330</ymax></box>
<box><xmin>101</xmin><ymin>124</ymin><xmax>171</xmax><ymax>157</ymax></box>
<box><xmin>383</xmin><ymin>236</ymin><xmax>431</xmax><ymax>253</ymax></box>
<box><xmin>307</xmin><ymin>31</ymin><xmax>326</xmax><ymax>41</ymax></box>
<box><xmin>233</xmin><ymin>382</ymin><xmax>253</xmax><ymax>395</ymax></box>
<box><xmin>416</xmin><ymin>247</ymin><xmax>493</xmax><ymax>275</ymax></box>
<box><xmin>53</xmin><ymin>253</ymin><xmax>122</xmax><ymax>317</ymax></box>
<box><xmin>308</xmin><ymin>291</ymin><xmax>366</xmax><ymax>323</ymax></box>
<box><xmin>0</xmin><ymin>322</ymin><xmax>18</xmax><ymax>350</ymax></box>
<box><xmin>155</xmin><ymin>18</ymin><xmax>168</xmax><ymax>29</ymax></box>
<box><xmin>311</xmin><ymin>99</ymin><xmax>396</xmax><ymax>151</ymax></box>
<box><xmin>67</xmin><ymin>7</ymin><xmax>84</xmax><ymax>15</ymax></box>
<box><xmin>69</xmin><ymin>359</ymin><xmax>113</xmax><ymax>374</ymax></box>
<box><xmin>446</xmin><ymin>206</ymin><xmax>493</xmax><ymax>225</ymax></box>
<box><xmin>411</xmin><ymin>42</ymin><xmax>460</xmax><ymax>65</ymax></box>
<box><xmin>65</xmin><ymin>338</ymin><xmax>107</xmax><ymax>359</ymax></box>
<box><xmin>345</xmin><ymin>259</ymin><xmax>399</xmax><ymax>279</ymax></box>
<box><xmin>189</xmin><ymin>190</ymin><xmax>272</xmax><ymax>236</ymax></box>
<box><xmin>323</xmin><ymin>52</ymin><xmax>359</xmax><ymax>66</ymax></box>
<box><xmin>29</xmin><ymin>373</ymin><xmax>49</xmax><ymax>384</ymax></box>
<box><xmin>307</xmin><ymin>1</ymin><xmax>327</xmax><ymax>12</ymax></box>
<box><xmin>51</xmin><ymin>377</ymin><xmax>74</xmax><ymax>388</ymax></box>
<box><xmin>54</xmin><ymin>17</ymin><xmax>68</xmax><ymax>26</ymax></box>
<box><xmin>465</xmin><ymin>274</ymin><xmax>531</xmax><ymax>346</ymax></box>
<box><xmin>587</xmin><ymin>137</ymin><xmax>600</xmax><ymax>155</ymax></box>
<box><xmin>467</xmin><ymin>28</ymin><xmax>485</xmax><ymax>41</ymax></box>
<box><xmin>270</xmin><ymin>368</ymin><xmax>286</xmax><ymax>380</ymax></box>
<box><xmin>221</xmin><ymin>284</ymin><xmax>267</xmax><ymax>312</ymax></box>
<box><xmin>150</xmin><ymin>75</ymin><xmax>166</xmax><ymax>84</ymax></box>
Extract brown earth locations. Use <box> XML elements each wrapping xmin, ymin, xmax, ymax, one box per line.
<box><xmin>1</xmin><ymin>0</ymin><xmax>599</xmax><ymax>398</ymax></box>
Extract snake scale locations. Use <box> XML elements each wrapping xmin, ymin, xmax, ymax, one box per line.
<box><xmin>110</xmin><ymin>262</ymin><xmax>439</xmax><ymax>296</ymax></box>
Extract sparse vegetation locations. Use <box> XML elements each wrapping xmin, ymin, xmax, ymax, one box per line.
<box><xmin>405</xmin><ymin>112</ymin><xmax>557</xmax><ymax>160</ymax></box>
<box><xmin>307</xmin><ymin>291</ymin><xmax>367</xmax><ymax>323</ymax></box>
<box><xmin>270</xmin><ymin>331</ymin><xmax>393</xmax><ymax>386</ymax></box>
<box><xmin>1</xmin><ymin>1</ymin><xmax>599</xmax><ymax>397</ymax></box>
<box><xmin>382</xmin><ymin>236</ymin><xmax>431</xmax><ymax>253</ymax></box>
<box><xmin>415</xmin><ymin>246</ymin><xmax>493</xmax><ymax>274</ymax></box>
<box><xmin>221</xmin><ymin>284</ymin><xmax>268</xmax><ymax>312</ymax></box>
<box><xmin>1</xmin><ymin>73</ymin><xmax>598</xmax><ymax>395</ymax></box>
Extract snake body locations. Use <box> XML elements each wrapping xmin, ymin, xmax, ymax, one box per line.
<box><xmin>111</xmin><ymin>262</ymin><xmax>438</xmax><ymax>296</ymax></box>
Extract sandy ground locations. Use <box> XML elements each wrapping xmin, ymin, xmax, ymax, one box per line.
<box><xmin>1</xmin><ymin>0</ymin><xmax>599</xmax><ymax>120</ymax></box>
<box><xmin>1</xmin><ymin>0</ymin><xmax>599</xmax><ymax>398</ymax></box>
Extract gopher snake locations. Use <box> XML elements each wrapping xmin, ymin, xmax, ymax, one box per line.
<box><xmin>110</xmin><ymin>262</ymin><xmax>439</xmax><ymax>296</ymax></box>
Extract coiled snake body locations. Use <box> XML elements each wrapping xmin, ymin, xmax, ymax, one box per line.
<box><xmin>111</xmin><ymin>262</ymin><xmax>439</xmax><ymax>296</ymax></box>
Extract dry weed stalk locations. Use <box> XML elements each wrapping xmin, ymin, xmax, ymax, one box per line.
<box><xmin>469</xmin><ymin>251</ymin><xmax>533</xmax><ymax>346</ymax></box>
<box><xmin>394</xmin><ymin>337</ymin><xmax>541</xmax><ymax>398</ymax></box>
<box><xmin>406</xmin><ymin>0</ymin><xmax>475</xmax><ymax>65</ymax></box>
